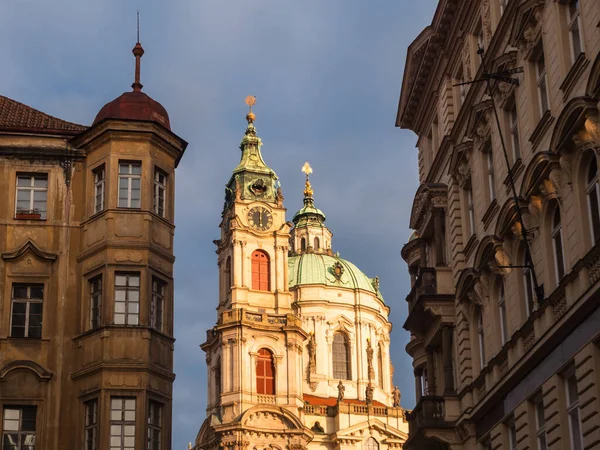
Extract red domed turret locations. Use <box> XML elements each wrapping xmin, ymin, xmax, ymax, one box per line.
<box><xmin>93</xmin><ymin>41</ymin><xmax>171</xmax><ymax>130</ymax></box>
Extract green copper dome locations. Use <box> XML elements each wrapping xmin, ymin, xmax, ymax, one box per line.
<box><xmin>292</xmin><ymin>197</ymin><xmax>326</xmax><ymax>226</ymax></box>
<box><xmin>288</xmin><ymin>253</ymin><xmax>384</xmax><ymax>302</ymax></box>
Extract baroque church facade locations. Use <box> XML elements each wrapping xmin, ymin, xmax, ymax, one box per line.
<box><xmin>193</xmin><ymin>104</ymin><xmax>408</xmax><ymax>450</ymax></box>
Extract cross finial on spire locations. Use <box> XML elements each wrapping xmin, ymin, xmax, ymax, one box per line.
<box><xmin>302</xmin><ymin>161</ymin><xmax>314</xmax><ymax>198</ymax></box>
<box><xmin>245</xmin><ymin>95</ymin><xmax>256</xmax><ymax>123</ymax></box>
<box><xmin>132</xmin><ymin>11</ymin><xmax>144</xmax><ymax>92</ymax></box>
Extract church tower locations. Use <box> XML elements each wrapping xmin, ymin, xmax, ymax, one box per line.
<box><xmin>195</xmin><ymin>99</ymin><xmax>408</xmax><ymax>450</ymax></box>
<box><xmin>200</xmin><ymin>99</ymin><xmax>311</xmax><ymax>448</ymax></box>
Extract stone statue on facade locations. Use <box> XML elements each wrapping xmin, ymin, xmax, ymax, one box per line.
<box><xmin>365</xmin><ymin>382</ymin><xmax>374</xmax><ymax>404</ymax></box>
<box><xmin>234</xmin><ymin>176</ymin><xmax>241</xmax><ymax>202</ymax></box>
<box><xmin>307</xmin><ymin>332</ymin><xmax>317</xmax><ymax>374</ymax></box>
<box><xmin>366</xmin><ymin>338</ymin><xmax>374</xmax><ymax>380</ymax></box>
<box><xmin>392</xmin><ymin>386</ymin><xmax>401</xmax><ymax>407</ymax></box>
<box><xmin>337</xmin><ymin>381</ymin><xmax>345</xmax><ymax>403</ymax></box>
<box><xmin>276</xmin><ymin>186</ymin><xmax>284</xmax><ymax>207</ymax></box>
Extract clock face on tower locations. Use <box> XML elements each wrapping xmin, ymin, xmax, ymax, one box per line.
<box><xmin>248</xmin><ymin>207</ymin><xmax>273</xmax><ymax>231</ymax></box>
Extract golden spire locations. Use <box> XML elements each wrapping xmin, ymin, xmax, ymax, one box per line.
<box><xmin>302</xmin><ymin>161</ymin><xmax>313</xmax><ymax>198</ymax></box>
<box><xmin>245</xmin><ymin>95</ymin><xmax>256</xmax><ymax>123</ymax></box>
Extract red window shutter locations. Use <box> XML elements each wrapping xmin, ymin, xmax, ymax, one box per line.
<box><xmin>256</xmin><ymin>348</ymin><xmax>275</xmax><ymax>395</ymax></box>
<box><xmin>251</xmin><ymin>250</ymin><xmax>270</xmax><ymax>291</ymax></box>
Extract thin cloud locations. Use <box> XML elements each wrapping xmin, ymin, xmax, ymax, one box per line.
<box><xmin>1</xmin><ymin>1</ymin><xmax>437</xmax><ymax>448</ymax></box>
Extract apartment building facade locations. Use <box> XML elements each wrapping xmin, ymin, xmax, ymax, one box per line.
<box><xmin>397</xmin><ymin>0</ymin><xmax>600</xmax><ymax>449</ymax></box>
<box><xmin>0</xmin><ymin>41</ymin><xmax>186</xmax><ymax>449</ymax></box>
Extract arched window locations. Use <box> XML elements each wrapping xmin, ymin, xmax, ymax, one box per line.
<box><xmin>586</xmin><ymin>157</ymin><xmax>600</xmax><ymax>243</ymax></box>
<box><xmin>365</xmin><ymin>437</ymin><xmax>379</xmax><ymax>450</ymax></box>
<box><xmin>551</xmin><ymin>206</ymin><xmax>565</xmax><ymax>281</ymax></box>
<box><xmin>256</xmin><ymin>348</ymin><xmax>275</xmax><ymax>395</ymax></box>
<box><xmin>498</xmin><ymin>279</ymin><xmax>508</xmax><ymax>345</ymax></box>
<box><xmin>332</xmin><ymin>332</ymin><xmax>350</xmax><ymax>380</ymax></box>
<box><xmin>314</xmin><ymin>237</ymin><xmax>320</xmax><ymax>250</ymax></box>
<box><xmin>377</xmin><ymin>343</ymin><xmax>384</xmax><ymax>387</ymax></box>
<box><xmin>301</xmin><ymin>238</ymin><xmax>306</xmax><ymax>251</ymax></box>
<box><xmin>225</xmin><ymin>256</ymin><xmax>232</xmax><ymax>289</ymax></box>
<box><xmin>251</xmin><ymin>250</ymin><xmax>270</xmax><ymax>291</ymax></box>
<box><xmin>477</xmin><ymin>307</ymin><xmax>485</xmax><ymax>370</ymax></box>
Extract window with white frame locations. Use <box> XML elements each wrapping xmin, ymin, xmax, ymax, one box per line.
<box><xmin>2</xmin><ymin>406</ymin><xmax>37</xmax><ymax>450</ymax></box>
<box><xmin>587</xmin><ymin>157</ymin><xmax>600</xmax><ymax>243</ymax></box>
<box><xmin>90</xmin><ymin>276</ymin><xmax>102</xmax><ymax>330</ymax></box>
<box><xmin>153</xmin><ymin>169</ymin><xmax>167</xmax><ymax>218</ymax></box>
<box><xmin>534</xmin><ymin>43</ymin><xmax>549</xmax><ymax>115</ymax></box>
<box><xmin>114</xmin><ymin>273</ymin><xmax>140</xmax><ymax>325</ymax></box>
<box><xmin>475</xmin><ymin>20</ymin><xmax>484</xmax><ymax>52</ymax></box>
<box><xmin>16</xmin><ymin>173</ymin><xmax>47</xmax><ymax>219</ymax></box>
<box><xmin>455</xmin><ymin>66</ymin><xmax>467</xmax><ymax>109</ymax></box>
<box><xmin>94</xmin><ymin>165</ymin><xmax>105</xmax><ymax>214</ymax></box>
<box><xmin>498</xmin><ymin>280</ymin><xmax>508</xmax><ymax>345</ymax></box>
<box><xmin>85</xmin><ymin>399</ymin><xmax>98</xmax><ymax>450</ymax></box>
<box><xmin>467</xmin><ymin>185</ymin><xmax>475</xmax><ymax>236</ymax></box>
<box><xmin>534</xmin><ymin>395</ymin><xmax>547</xmax><ymax>450</ymax></box>
<box><xmin>110</xmin><ymin>398</ymin><xmax>135</xmax><ymax>450</ymax></box>
<box><xmin>509</xmin><ymin>103</ymin><xmax>521</xmax><ymax>161</ymax></box>
<box><xmin>147</xmin><ymin>401</ymin><xmax>162</xmax><ymax>450</ymax></box>
<box><xmin>552</xmin><ymin>207</ymin><xmax>566</xmax><ymax>281</ymax></box>
<box><xmin>150</xmin><ymin>278</ymin><xmax>165</xmax><ymax>331</ymax></box>
<box><xmin>11</xmin><ymin>284</ymin><xmax>43</xmax><ymax>338</ymax></box>
<box><xmin>118</xmin><ymin>162</ymin><xmax>141</xmax><ymax>208</ymax></box>
<box><xmin>567</xmin><ymin>0</ymin><xmax>583</xmax><ymax>63</ymax></box>
<box><xmin>484</xmin><ymin>142</ymin><xmax>496</xmax><ymax>202</ymax></box>
<box><xmin>523</xmin><ymin>254</ymin><xmax>536</xmax><ymax>316</ymax></box>
<box><xmin>420</xmin><ymin>368</ymin><xmax>428</xmax><ymax>396</ymax></box>
<box><xmin>565</xmin><ymin>369</ymin><xmax>583</xmax><ymax>450</ymax></box>
<box><xmin>477</xmin><ymin>308</ymin><xmax>485</xmax><ymax>370</ymax></box>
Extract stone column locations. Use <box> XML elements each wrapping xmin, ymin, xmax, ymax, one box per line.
<box><xmin>426</xmin><ymin>348</ymin><xmax>436</xmax><ymax>395</ymax></box>
<box><xmin>240</xmin><ymin>242</ymin><xmax>248</xmax><ymax>288</ymax></box>
<box><xmin>233</xmin><ymin>241</ymin><xmax>241</xmax><ymax>287</ymax></box>
<box><xmin>442</xmin><ymin>325</ymin><xmax>455</xmax><ymax>394</ymax></box>
<box><xmin>276</xmin><ymin>245</ymin><xmax>285</xmax><ymax>291</ymax></box>
<box><xmin>415</xmin><ymin>368</ymin><xmax>423</xmax><ymax>402</ymax></box>
<box><xmin>434</xmin><ymin>209</ymin><xmax>445</xmax><ymax>266</ymax></box>
<box><xmin>419</xmin><ymin>241</ymin><xmax>427</xmax><ymax>268</ymax></box>
<box><xmin>283</xmin><ymin>246</ymin><xmax>289</xmax><ymax>289</ymax></box>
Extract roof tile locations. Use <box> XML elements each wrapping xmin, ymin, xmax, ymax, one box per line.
<box><xmin>0</xmin><ymin>95</ymin><xmax>87</xmax><ymax>135</ymax></box>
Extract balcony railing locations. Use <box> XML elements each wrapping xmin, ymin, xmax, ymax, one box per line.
<box><xmin>303</xmin><ymin>403</ymin><xmax>405</xmax><ymax>419</ymax></box>
<box><xmin>406</xmin><ymin>396</ymin><xmax>448</xmax><ymax>435</ymax></box>
<box><xmin>256</xmin><ymin>394</ymin><xmax>276</xmax><ymax>405</ymax></box>
<box><xmin>406</xmin><ymin>268</ymin><xmax>437</xmax><ymax>312</ymax></box>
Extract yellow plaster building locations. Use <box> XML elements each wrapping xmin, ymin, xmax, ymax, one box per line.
<box><xmin>0</xmin><ymin>40</ymin><xmax>186</xmax><ymax>449</ymax></box>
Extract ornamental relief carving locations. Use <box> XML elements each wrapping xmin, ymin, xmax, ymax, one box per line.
<box><xmin>573</xmin><ymin>126</ymin><xmax>600</xmax><ymax>155</ymax></box>
<box><xmin>481</xmin><ymin>0</ymin><xmax>492</xmax><ymax>45</ymax></box>
<box><xmin>538</xmin><ymin>177</ymin><xmax>561</xmax><ymax>204</ymax></box>
<box><xmin>518</xmin><ymin>4</ymin><xmax>544</xmax><ymax>56</ymax></box>
<box><xmin>462</xmin><ymin>41</ymin><xmax>472</xmax><ymax>82</ymax></box>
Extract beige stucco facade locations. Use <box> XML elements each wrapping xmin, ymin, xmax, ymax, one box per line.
<box><xmin>194</xmin><ymin>115</ymin><xmax>408</xmax><ymax>450</ymax></box>
<box><xmin>398</xmin><ymin>0</ymin><xmax>600</xmax><ymax>449</ymax></box>
<box><xmin>0</xmin><ymin>66</ymin><xmax>186</xmax><ymax>449</ymax></box>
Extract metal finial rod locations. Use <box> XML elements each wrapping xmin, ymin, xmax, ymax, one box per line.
<box><xmin>137</xmin><ymin>11</ymin><xmax>140</xmax><ymax>43</ymax></box>
<box><xmin>476</xmin><ymin>46</ymin><xmax>544</xmax><ymax>305</ymax></box>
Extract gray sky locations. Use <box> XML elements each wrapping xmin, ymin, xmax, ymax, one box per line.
<box><xmin>0</xmin><ymin>0</ymin><xmax>438</xmax><ymax>447</ymax></box>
